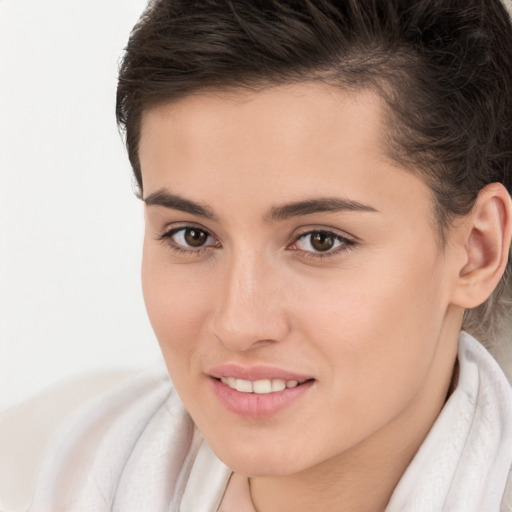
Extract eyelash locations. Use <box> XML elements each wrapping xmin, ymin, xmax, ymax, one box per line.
<box><xmin>158</xmin><ymin>226</ymin><xmax>219</xmax><ymax>256</ymax></box>
<box><xmin>290</xmin><ymin>230</ymin><xmax>356</xmax><ymax>259</ymax></box>
<box><xmin>158</xmin><ymin>226</ymin><xmax>356</xmax><ymax>259</ymax></box>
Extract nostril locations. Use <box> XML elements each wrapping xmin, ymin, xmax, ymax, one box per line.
<box><xmin>214</xmin><ymin>333</ymin><xmax>277</xmax><ymax>352</ymax></box>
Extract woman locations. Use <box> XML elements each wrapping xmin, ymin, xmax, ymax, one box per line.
<box><xmin>25</xmin><ymin>0</ymin><xmax>512</xmax><ymax>510</ymax></box>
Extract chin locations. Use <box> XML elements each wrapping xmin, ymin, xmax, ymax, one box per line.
<box><xmin>207</xmin><ymin>437</ymin><xmax>315</xmax><ymax>477</ymax></box>
<box><xmin>223</xmin><ymin>457</ymin><xmax>301</xmax><ymax>478</ymax></box>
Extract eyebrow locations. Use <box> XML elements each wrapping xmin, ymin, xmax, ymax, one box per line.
<box><xmin>144</xmin><ymin>189</ymin><xmax>378</xmax><ymax>222</ymax></box>
<box><xmin>144</xmin><ymin>189</ymin><xmax>218</xmax><ymax>220</ymax></box>
<box><xmin>265</xmin><ymin>197</ymin><xmax>378</xmax><ymax>221</ymax></box>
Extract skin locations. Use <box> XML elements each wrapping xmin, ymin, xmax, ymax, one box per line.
<box><xmin>139</xmin><ymin>83</ymin><xmax>471</xmax><ymax>512</ymax></box>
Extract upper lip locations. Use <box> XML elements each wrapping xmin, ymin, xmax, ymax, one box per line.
<box><xmin>207</xmin><ymin>364</ymin><xmax>313</xmax><ymax>382</ymax></box>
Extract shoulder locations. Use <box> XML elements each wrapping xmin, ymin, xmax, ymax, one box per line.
<box><xmin>0</xmin><ymin>370</ymin><xmax>136</xmax><ymax>512</ymax></box>
<box><xmin>0</xmin><ymin>367</ymin><xmax>191</xmax><ymax>512</ymax></box>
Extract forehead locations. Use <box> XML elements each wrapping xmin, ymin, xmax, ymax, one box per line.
<box><xmin>138</xmin><ymin>82</ymin><xmax>434</xmax><ymax>225</ymax></box>
<box><xmin>140</xmin><ymin>83</ymin><xmax>387</xmax><ymax>157</ymax></box>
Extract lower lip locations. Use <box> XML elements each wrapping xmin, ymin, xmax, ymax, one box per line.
<box><xmin>210</xmin><ymin>378</ymin><xmax>314</xmax><ymax>419</ymax></box>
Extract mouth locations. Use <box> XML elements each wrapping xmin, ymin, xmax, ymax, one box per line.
<box><xmin>208</xmin><ymin>368</ymin><xmax>315</xmax><ymax>418</ymax></box>
<box><xmin>216</xmin><ymin>376</ymin><xmax>310</xmax><ymax>394</ymax></box>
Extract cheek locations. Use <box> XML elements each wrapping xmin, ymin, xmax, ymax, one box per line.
<box><xmin>294</xmin><ymin>251</ymin><xmax>444</xmax><ymax>340</ymax></box>
<box><xmin>141</xmin><ymin>242</ymin><xmax>212</xmax><ymax>372</ymax></box>
<box><xmin>291</xmin><ymin>245</ymin><xmax>448</xmax><ymax>398</ymax></box>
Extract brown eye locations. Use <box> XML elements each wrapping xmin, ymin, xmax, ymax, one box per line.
<box><xmin>310</xmin><ymin>232</ymin><xmax>335</xmax><ymax>252</ymax></box>
<box><xmin>184</xmin><ymin>228</ymin><xmax>208</xmax><ymax>247</ymax></box>
<box><xmin>292</xmin><ymin>229</ymin><xmax>354</xmax><ymax>257</ymax></box>
<box><xmin>161</xmin><ymin>226</ymin><xmax>219</xmax><ymax>252</ymax></box>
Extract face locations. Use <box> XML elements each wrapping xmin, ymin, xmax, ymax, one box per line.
<box><xmin>139</xmin><ymin>83</ymin><xmax>462</xmax><ymax>477</ymax></box>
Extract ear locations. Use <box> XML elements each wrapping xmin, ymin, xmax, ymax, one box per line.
<box><xmin>450</xmin><ymin>183</ymin><xmax>512</xmax><ymax>309</ymax></box>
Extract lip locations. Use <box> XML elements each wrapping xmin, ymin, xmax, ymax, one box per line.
<box><xmin>207</xmin><ymin>364</ymin><xmax>315</xmax><ymax>419</ymax></box>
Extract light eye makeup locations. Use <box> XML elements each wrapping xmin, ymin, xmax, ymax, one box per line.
<box><xmin>158</xmin><ymin>225</ymin><xmax>221</xmax><ymax>255</ymax></box>
<box><xmin>157</xmin><ymin>224</ymin><xmax>357</xmax><ymax>259</ymax></box>
<box><xmin>288</xmin><ymin>229</ymin><xmax>356</xmax><ymax>259</ymax></box>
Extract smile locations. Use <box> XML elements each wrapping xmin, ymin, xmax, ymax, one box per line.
<box><xmin>209</xmin><ymin>367</ymin><xmax>315</xmax><ymax>418</ymax></box>
<box><xmin>219</xmin><ymin>377</ymin><xmax>299</xmax><ymax>394</ymax></box>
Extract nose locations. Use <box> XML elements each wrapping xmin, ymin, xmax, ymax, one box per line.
<box><xmin>209</xmin><ymin>252</ymin><xmax>291</xmax><ymax>352</ymax></box>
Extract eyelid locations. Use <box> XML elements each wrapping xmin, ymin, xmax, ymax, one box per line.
<box><xmin>158</xmin><ymin>223</ymin><xmax>221</xmax><ymax>254</ymax></box>
<box><xmin>159</xmin><ymin>220</ymin><xmax>217</xmax><ymax>239</ymax></box>
<box><xmin>287</xmin><ymin>226</ymin><xmax>357</xmax><ymax>257</ymax></box>
<box><xmin>292</xmin><ymin>225</ymin><xmax>358</xmax><ymax>243</ymax></box>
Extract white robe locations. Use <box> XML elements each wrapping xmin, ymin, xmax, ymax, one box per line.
<box><xmin>28</xmin><ymin>332</ymin><xmax>512</xmax><ymax>512</ymax></box>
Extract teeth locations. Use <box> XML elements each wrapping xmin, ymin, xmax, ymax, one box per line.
<box><xmin>271</xmin><ymin>379</ymin><xmax>286</xmax><ymax>392</ymax></box>
<box><xmin>220</xmin><ymin>377</ymin><xmax>301</xmax><ymax>394</ymax></box>
<box><xmin>253</xmin><ymin>380</ymin><xmax>272</xmax><ymax>394</ymax></box>
<box><xmin>235</xmin><ymin>379</ymin><xmax>253</xmax><ymax>393</ymax></box>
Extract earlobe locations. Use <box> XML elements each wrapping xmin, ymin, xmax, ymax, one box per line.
<box><xmin>452</xmin><ymin>183</ymin><xmax>512</xmax><ymax>309</ymax></box>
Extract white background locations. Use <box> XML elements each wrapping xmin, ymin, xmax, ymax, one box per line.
<box><xmin>0</xmin><ymin>0</ymin><xmax>161</xmax><ymax>411</ymax></box>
